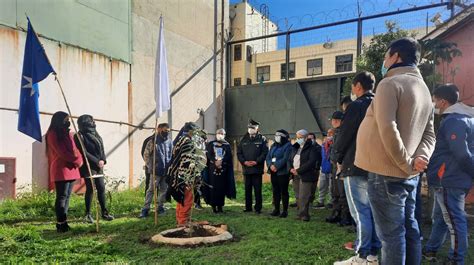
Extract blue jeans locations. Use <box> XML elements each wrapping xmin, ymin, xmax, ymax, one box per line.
<box><xmin>344</xmin><ymin>176</ymin><xmax>381</xmax><ymax>258</ymax></box>
<box><xmin>368</xmin><ymin>173</ymin><xmax>421</xmax><ymax>265</ymax></box>
<box><xmin>424</xmin><ymin>187</ymin><xmax>469</xmax><ymax>264</ymax></box>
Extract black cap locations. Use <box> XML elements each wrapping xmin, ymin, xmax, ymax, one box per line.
<box><xmin>248</xmin><ymin>118</ymin><xmax>260</xmax><ymax>127</ymax></box>
<box><xmin>276</xmin><ymin>129</ymin><xmax>289</xmax><ymax>138</ymax></box>
<box><xmin>183</xmin><ymin>122</ymin><xmax>199</xmax><ymax>132</ymax></box>
<box><xmin>331</xmin><ymin>111</ymin><xmax>344</xmax><ymax>120</ymax></box>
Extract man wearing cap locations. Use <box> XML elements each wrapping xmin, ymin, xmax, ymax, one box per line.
<box><xmin>288</xmin><ymin>129</ymin><xmax>321</xmax><ymax>221</ymax></box>
<box><xmin>237</xmin><ymin>119</ymin><xmax>269</xmax><ymax>214</ymax></box>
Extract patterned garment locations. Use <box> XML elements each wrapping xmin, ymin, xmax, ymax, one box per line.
<box><xmin>167</xmin><ymin>130</ymin><xmax>207</xmax><ymax>204</ymax></box>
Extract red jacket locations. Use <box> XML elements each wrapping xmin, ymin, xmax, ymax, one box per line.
<box><xmin>47</xmin><ymin>130</ymin><xmax>83</xmax><ymax>186</ymax></box>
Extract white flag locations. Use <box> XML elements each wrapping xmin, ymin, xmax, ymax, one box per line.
<box><xmin>154</xmin><ymin>16</ymin><xmax>170</xmax><ymax>118</ymax></box>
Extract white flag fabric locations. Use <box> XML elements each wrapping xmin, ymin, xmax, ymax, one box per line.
<box><xmin>154</xmin><ymin>16</ymin><xmax>170</xmax><ymax>118</ymax></box>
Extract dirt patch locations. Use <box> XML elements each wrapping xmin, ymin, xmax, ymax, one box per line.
<box><xmin>151</xmin><ymin>224</ymin><xmax>233</xmax><ymax>246</ymax></box>
<box><xmin>165</xmin><ymin>225</ymin><xmax>218</xmax><ymax>238</ymax></box>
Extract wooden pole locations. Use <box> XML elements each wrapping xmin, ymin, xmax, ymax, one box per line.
<box><xmin>54</xmin><ymin>75</ymin><xmax>100</xmax><ymax>232</ymax></box>
<box><xmin>152</xmin><ymin>118</ymin><xmax>159</xmax><ymax>225</ymax></box>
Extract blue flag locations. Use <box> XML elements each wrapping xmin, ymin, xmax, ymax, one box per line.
<box><xmin>18</xmin><ymin>18</ymin><xmax>55</xmax><ymax>142</ymax></box>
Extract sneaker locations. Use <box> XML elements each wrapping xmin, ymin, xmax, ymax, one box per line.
<box><xmin>270</xmin><ymin>209</ymin><xmax>280</xmax><ymax>216</ymax></box>
<box><xmin>158</xmin><ymin>206</ymin><xmax>166</xmax><ymax>214</ymax></box>
<box><xmin>194</xmin><ymin>203</ymin><xmax>203</xmax><ymax>210</ymax></box>
<box><xmin>102</xmin><ymin>213</ymin><xmax>114</xmax><ymax>221</ymax></box>
<box><xmin>422</xmin><ymin>249</ymin><xmax>437</xmax><ymax>261</ymax></box>
<box><xmin>334</xmin><ymin>255</ymin><xmax>368</xmax><ymax>265</ymax></box>
<box><xmin>84</xmin><ymin>214</ymin><xmax>94</xmax><ymax>224</ymax></box>
<box><xmin>344</xmin><ymin>241</ymin><xmax>354</xmax><ymax>251</ymax></box>
<box><xmin>243</xmin><ymin>209</ymin><xmax>252</xmax><ymax>212</ymax></box>
<box><xmin>313</xmin><ymin>202</ymin><xmax>325</xmax><ymax>209</ymax></box>
<box><xmin>138</xmin><ymin>208</ymin><xmax>149</xmax><ymax>218</ymax></box>
<box><xmin>367</xmin><ymin>255</ymin><xmax>378</xmax><ymax>264</ymax></box>
<box><xmin>326</xmin><ymin>215</ymin><xmax>341</xmax><ymax>223</ymax></box>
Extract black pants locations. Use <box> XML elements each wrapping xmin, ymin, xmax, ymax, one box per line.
<box><xmin>331</xmin><ymin>177</ymin><xmax>351</xmax><ymax>221</ymax></box>
<box><xmin>244</xmin><ymin>174</ymin><xmax>262</xmax><ymax>211</ymax></box>
<box><xmin>271</xmin><ymin>173</ymin><xmax>289</xmax><ymax>212</ymax></box>
<box><xmin>84</xmin><ymin>177</ymin><xmax>108</xmax><ymax>215</ymax></box>
<box><xmin>55</xmin><ymin>180</ymin><xmax>75</xmax><ymax>223</ymax></box>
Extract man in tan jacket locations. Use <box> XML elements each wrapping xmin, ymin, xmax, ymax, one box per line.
<box><xmin>354</xmin><ymin>37</ymin><xmax>435</xmax><ymax>265</ymax></box>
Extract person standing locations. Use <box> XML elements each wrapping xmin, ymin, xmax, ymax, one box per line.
<box><xmin>423</xmin><ymin>84</ymin><xmax>474</xmax><ymax>265</ymax></box>
<box><xmin>46</xmin><ymin>111</ymin><xmax>83</xmax><ymax>232</ymax></box>
<box><xmin>74</xmin><ymin>115</ymin><xmax>114</xmax><ymax>223</ymax></box>
<box><xmin>333</xmin><ymin>72</ymin><xmax>380</xmax><ymax>264</ymax></box>
<box><xmin>266</xmin><ymin>129</ymin><xmax>292</xmax><ymax>218</ymax></box>
<box><xmin>237</xmin><ymin>119</ymin><xmax>268</xmax><ymax>214</ymax></box>
<box><xmin>141</xmin><ymin>133</ymin><xmax>155</xmax><ymax>197</ymax></box>
<box><xmin>355</xmin><ymin>37</ymin><xmax>436</xmax><ymax>265</ymax></box>
<box><xmin>205</xmin><ymin>128</ymin><xmax>236</xmax><ymax>213</ymax></box>
<box><xmin>139</xmin><ymin>123</ymin><xmax>172</xmax><ymax>218</ymax></box>
<box><xmin>288</xmin><ymin>129</ymin><xmax>321</xmax><ymax>221</ymax></box>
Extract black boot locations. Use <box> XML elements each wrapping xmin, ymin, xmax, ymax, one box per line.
<box><xmin>212</xmin><ymin>206</ymin><xmax>218</xmax><ymax>213</ymax></box>
<box><xmin>270</xmin><ymin>209</ymin><xmax>280</xmax><ymax>216</ymax></box>
<box><xmin>56</xmin><ymin>222</ymin><xmax>70</xmax><ymax>233</ymax></box>
<box><xmin>279</xmin><ymin>211</ymin><xmax>288</xmax><ymax>218</ymax></box>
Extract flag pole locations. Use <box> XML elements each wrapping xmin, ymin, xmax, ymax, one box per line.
<box><xmin>54</xmin><ymin>75</ymin><xmax>100</xmax><ymax>233</ymax></box>
<box><xmin>25</xmin><ymin>16</ymin><xmax>100</xmax><ymax>231</ymax></box>
<box><xmin>152</xmin><ymin>118</ymin><xmax>159</xmax><ymax>225</ymax></box>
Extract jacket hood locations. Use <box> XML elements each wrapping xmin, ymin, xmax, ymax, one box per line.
<box><xmin>443</xmin><ymin>102</ymin><xmax>474</xmax><ymax>117</ymax></box>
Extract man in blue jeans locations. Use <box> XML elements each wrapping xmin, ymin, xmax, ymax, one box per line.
<box><xmin>354</xmin><ymin>38</ymin><xmax>436</xmax><ymax>265</ymax></box>
<box><xmin>423</xmin><ymin>84</ymin><xmax>474</xmax><ymax>265</ymax></box>
<box><xmin>333</xmin><ymin>71</ymin><xmax>380</xmax><ymax>265</ymax></box>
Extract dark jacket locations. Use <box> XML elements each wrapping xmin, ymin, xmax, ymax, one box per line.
<box><xmin>427</xmin><ymin>103</ymin><xmax>474</xmax><ymax>191</ymax></box>
<box><xmin>74</xmin><ymin>132</ymin><xmax>106</xmax><ymax>177</ymax></box>
<box><xmin>266</xmin><ymin>141</ymin><xmax>292</xmax><ymax>176</ymax></box>
<box><xmin>333</xmin><ymin>92</ymin><xmax>374</xmax><ymax>177</ymax></box>
<box><xmin>141</xmin><ymin>135</ymin><xmax>154</xmax><ymax>160</ymax></box>
<box><xmin>329</xmin><ymin>127</ymin><xmax>340</xmax><ymax>165</ymax></box>
<box><xmin>204</xmin><ymin>140</ymin><xmax>236</xmax><ymax>200</ymax></box>
<box><xmin>288</xmin><ymin>140</ymin><xmax>321</xmax><ymax>182</ymax></box>
<box><xmin>237</xmin><ymin>133</ymin><xmax>269</xmax><ymax>175</ymax></box>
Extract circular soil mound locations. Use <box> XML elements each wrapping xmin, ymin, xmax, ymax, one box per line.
<box><xmin>151</xmin><ymin>224</ymin><xmax>232</xmax><ymax>246</ymax></box>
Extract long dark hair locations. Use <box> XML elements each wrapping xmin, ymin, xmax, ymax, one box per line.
<box><xmin>47</xmin><ymin>111</ymin><xmax>70</xmax><ymax>143</ymax></box>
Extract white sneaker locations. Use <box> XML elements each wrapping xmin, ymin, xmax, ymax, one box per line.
<box><xmin>367</xmin><ymin>255</ymin><xmax>378</xmax><ymax>264</ymax></box>
<box><xmin>334</xmin><ymin>255</ymin><xmax>368</xmax><ymax>265</ymax></box>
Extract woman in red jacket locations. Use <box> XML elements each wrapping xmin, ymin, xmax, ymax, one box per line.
<box><xmin>46</xmin><ymin>111</ymin><xmax>83</xmax><ymax>232</ymax></box>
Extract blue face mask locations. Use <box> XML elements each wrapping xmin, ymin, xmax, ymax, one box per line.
<box><xmin>381</xmin><ymin>60</ymin><xmax>389</xmax><ymax>77</ymax></box>
<box><xmin>296</xmin><ymin>138</ymin><xmax>305</xmax><ymax>146</ymax></box>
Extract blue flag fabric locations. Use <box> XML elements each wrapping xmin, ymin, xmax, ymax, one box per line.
<box><xmin>18</xmin><ymin>18</ymin><xmax>55</xmax><ymax>142</ymax></box>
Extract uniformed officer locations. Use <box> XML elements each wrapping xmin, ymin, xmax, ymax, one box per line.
<box><xmin>237</xmin><ymin>119</ymin><xmax>269</xmax><ymax>214</ymax></box>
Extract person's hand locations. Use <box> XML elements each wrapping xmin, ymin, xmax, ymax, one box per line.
<box><xmin>413</xmin><ymin>156</ymin><xmax>428</xmax><ymax>172</ymax></box>
<box><xmin>244</xmin><ymin>161</ymin><xmax>252</xmax><ymax>167</ymax></box>
<box><xmin>290</xmin><ymin>168</ymin><xmax>297</xmax><ymax>175</ymax></box>
<box><xmin>249</xmin><ymin>161</ymin><xmax>257</xmax><ymax>166</ymax></box>
<box><xmin>270</xmin><ymin>165</ymin><xmax>277</xmax><ymax>173</ymax></box>
<box><xmin>336</xmin><ymin>163</ymin><xmax>342</xmax><ymax>174</ymax></box>
<box><xmin>98</xmin><ymin>160</ymin><xmax>105</xmax><ymax>168</ymax></box>
<box><xmin>215</xmin><ymin>160</ymin><xmax>222</xmax><ymax>168</ymax></box>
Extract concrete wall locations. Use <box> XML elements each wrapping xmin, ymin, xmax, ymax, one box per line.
<box><xmin>129</xmin><ymin>0</ymin><xmax>229</xmax><ymax>187</ymax></box>
<box><xmin>0</xmin><ymin>0</ymin><xmax>131</xmax><ymax>62</ymax></box>
<box><xmin>0</xmin><ymin>26</ymin><xmax>130</xmax><ymax>192</ymax></box>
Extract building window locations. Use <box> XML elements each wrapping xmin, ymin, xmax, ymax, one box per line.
<box><xmin>234</xmin><ymin>44</ymin><xmax>242</xmax><ymax>61</ymax></box>
<box><xmin>335</xmin><ymin>54</ymin><xmax>353</xmax><ymax>73</ymax></box>
<box><xmin>307</xmin><ymin>58</ymin><xmax>323</xmax><ymax>76</ymax></box>
<box><xmin>257</xmin><ymin>66</ymin><xmax>270</xmax><ymax>82</ymax></box>
<box><xmin>281</xmin><ymin>62</ymin><xmax>296</xmax><ymax>79</ymax></box>
<box><xmin>234</xmin><ymin>78</ymin><xmax>241</xmax><ymax>86</ymax></box>
<box><xmin>247</xmin><ymin>78</ymin><xmax>252</xmax><ymax>85</ymax></box>
<box><xmin>246</xmin><ymin>46</ymin><xmax>252</xmax><ymax>62</ymax></box>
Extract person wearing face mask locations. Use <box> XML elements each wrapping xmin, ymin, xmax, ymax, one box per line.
<box><xmin>265</xmin><ymin>129</ymin><xmax>292</xmax><ymax>218</ymax></box>
<box><xmin>422</xmin><ymin>84</ymin><xmax>474</xmax><ymax>265</ymax></box>
<box><xmin>354</xmin><ymin>37</ymin><xmax>436</xmax><ymax>265</ymax></box>
<box><xmin>141</xmin><ymin>133</ymin><xmax>155</xmax><ymax>197</ymax></box>
<box><xmin>333</xmin><ymin>72</ymin><xmax>379</xmax><ymax>265</ymax></box>
<box><xmin>288</xmin><ymin>129</ymin><xmax>321</xmax><ymax>222</ymax></box>
<box><xmin>46</xmin><ymin>111</ymin><xmax>83</xmax><ymax>232</ymax></box>
<box><xmin>203</xmin><ymin>129</ymin><xmax>236</xmax><ymax>213</ymax></box>
<box><xmin>139</xmin><ymin>123</ymin><xmax>173</xmax><ymax>218</ymax></box>
<box><xmin>237</xmin><ymin>119</ymin><xmax>269</xmax><ymax>214</ymax></box>
<box><xmin>74</xmin><ymin>115</ymin><xmax>114</xmax><ymax>223</ymax></box>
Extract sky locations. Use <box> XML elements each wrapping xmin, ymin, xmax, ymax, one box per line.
<box><xmin>230</xmin><ymin>0</ymin><xmax>468</xmax><ymax>49</ymax></box>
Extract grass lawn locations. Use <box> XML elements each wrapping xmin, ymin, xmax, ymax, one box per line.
<box><xmin>0</xmin><ymin>182</ymin><xmax>472</xmax><ymax>264</ymax></box>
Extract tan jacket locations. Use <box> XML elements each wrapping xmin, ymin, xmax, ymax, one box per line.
<box><xmin>354</xmin><ymin>66</ymin><xmax>436</xmax><ymax>178</ymax></box>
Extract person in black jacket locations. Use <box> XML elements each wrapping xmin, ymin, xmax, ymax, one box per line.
<box><xmin>332</xmin><ymin>72</ymin><xmax>381</xmax><ymax>264</ymax></box>
<box><xmin>237</xmin><ymin>119</ymin><xmax>269</xmax><ymax>214</ymax></box>
<box><xmin>74</xmin><ymin>115</ymin><xmax>114</xmax><ymax>223</ymax></box>
<box><xmin>288</xmin><ymin>129</ymin><xmax>321</xmax><ymax>222</ymax></box>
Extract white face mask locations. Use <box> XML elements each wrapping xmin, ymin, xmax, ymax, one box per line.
<box><xmin>433</xmin><ymin>102</ymin><xmax>441</xmax><ymax>115</ymax></box>
<box><xmin>216</xmin><ymin>134</ymin><xmax>225</xmax><ymax>141</ymax></box>
<box><xmin>248</xmin><ymin>128</ymin><xmax>257</xmax><ymax>135</ymax></box>
<box><xmin>350</xmin><ymin>93</ymin><xmax>357</xmax><ymax>101</ymax></box>
<box><xmin>296</xmin><ymin>138</ymin><xmax>305</xmax><ymax>146</ymax></box>
<box><xmin>274</xmin><ymin>135</ymin><xmax>281</xmax><ymax>143</ymax></box>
